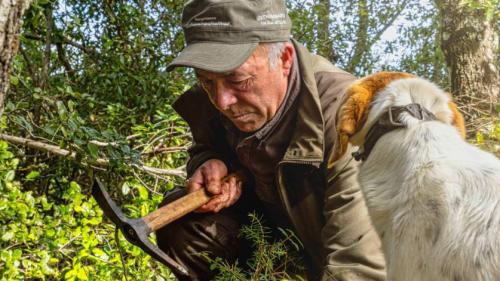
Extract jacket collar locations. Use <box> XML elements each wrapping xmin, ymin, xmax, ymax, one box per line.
<box><xmin>281</xmin><ymin>39</ymin><xmax>324</xmax><ymax>166</ymax></box>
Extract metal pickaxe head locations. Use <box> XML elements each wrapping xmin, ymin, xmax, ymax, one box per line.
<box><xmin>92</xmin><ymin>178</ymin><xmax>192</xmax><ymax>276</ymax></box>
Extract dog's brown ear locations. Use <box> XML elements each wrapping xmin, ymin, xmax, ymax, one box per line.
<box><xmin>448</xmin><ymin>101</ymin><xmax>466</xmax><ymax>138</ymax></box>
<box><xmin>328</xmin><ymin>72</ymin><xmax>414</xmax><ymax>168</ymax></box>
<box><xmin>327</xmin><ymin>84</ymin><xmax>371</xmax><ymax>168</ymax></box>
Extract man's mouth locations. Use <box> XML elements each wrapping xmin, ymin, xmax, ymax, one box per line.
<box><xmin>231</xmin><ymin>112</ymin><xmax>253</xmax><ymax>122</ymax></box>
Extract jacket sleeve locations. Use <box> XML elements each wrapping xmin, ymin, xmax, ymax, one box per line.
<box><xmin>321</xmin><ymin>145</ymin><xmax>386</xmax><ymax>281</ymax></box>
<box><xmin>173</xmin><ymin>86</ymin><xmax>239</xmax><ymax>177</ymax></box>
<box><xmin>318</xmin><ymin>71</ymin><xmax>386</xmax><ymax>281</ymax></box>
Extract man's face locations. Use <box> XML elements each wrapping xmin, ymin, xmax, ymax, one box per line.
<box><xmin>196</xmin><ymin>44</ymin><xmax>293</xmax><ymax>132</ymax></box>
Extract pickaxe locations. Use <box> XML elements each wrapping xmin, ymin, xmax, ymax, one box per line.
<box><xmin>92</xmin><ymin>171</ymin><xmax>246</xmax><ymax>277</ymax></box>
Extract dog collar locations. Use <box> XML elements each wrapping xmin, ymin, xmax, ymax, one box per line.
<box><xmin>352</xmin><ymin>103</ymin><xmax>437</xmax><ymax>161</ymax></box>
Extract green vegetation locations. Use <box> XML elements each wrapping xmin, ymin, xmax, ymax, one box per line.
<box><xmin>0</xmin><ymin>0</ymin><xmax>498</xmax><ymax>280</ymax></box>
<box><xmin>0</xmin><ymin>140</ymin><xmax>174</xmax><ymax>280</ymax></box>
<box><xmin>199</xmin><ymin>213</ymin><xmax>305</xmax><ymax>281</ymax></box>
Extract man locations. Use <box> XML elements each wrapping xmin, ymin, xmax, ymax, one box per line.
<box><xmin>156</xmin><ymin>0</ymin><xmax>386</xmax><ymax>280</ymax></box>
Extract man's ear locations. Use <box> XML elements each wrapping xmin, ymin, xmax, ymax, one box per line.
<box><xmin>281</xmin><ymin>42</ymin><xmax>294</xmax><ymax>76</ymax></box>
<box><xmin>328</xmin><ymin>72</ymin><xmax>415</xmax><ymax>168</ymax></box>
<box><xmin>447</xmin><ymin>100</ymin><xmax>466</xmax><ymax>138</ymax></box>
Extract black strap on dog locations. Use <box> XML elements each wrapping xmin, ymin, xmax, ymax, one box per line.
<box><xmin>352</xmin><ymin>103</ymin><xmax>437</xmax><ymax>161</ymax></box>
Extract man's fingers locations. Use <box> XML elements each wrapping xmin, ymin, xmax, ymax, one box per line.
<box><xmin>203</xmin><ymin>168</ymin><xmax>223</xmax><ymax>195</ymax></box>
<box><xmin>206</xmin><ymin>180</ymin><xmax>222</xmax><ymax>195</ymax></box>
<box><xmin>195</xmin><ymin>198</ymin><xmax>220</xmax><ymax>213</ymax></box>
<box><xmin>225</xmin><ymin>179</ymin><xmax>241</xmax><ymax>208</ymax></box>
<box><xmin>190</xmin><ymin>165</ymin><xmax>245</xmax><ymax>213</ymax></box>
<box><xmin>186</xmin><ymin>177</ymin><xmax>203</xmax><ymax>193</ymax></box>
<box><xmin>214</xmin><ymin>182</ymin><xmax>231</xmax><ymax>212</ymax></box>
<box><xmin>189</xmin><ymin>159</ymin><xmax>232</xmax><ymax>212</ymax></box>
<box><xmin>201</xmin><ymin>194</ymin><xmax>225</xmax><ymax>213</ymax></box>
<box><xmin>230</xmin><ymin>181</ymin><xmax>243</xmax><ymax>206</ymax></box>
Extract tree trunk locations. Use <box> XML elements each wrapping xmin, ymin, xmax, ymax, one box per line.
<box><xmin>435</xmin><ymin>0</ymin><xmax>499</xmax><ymax>116</ymax></box>
<box><xmin>0</xmin><ymin>0</ymin><xmax>32</xmax><ymax>119</ymax></box>
<box><xmin>316</xmin><ymin>0</ymin><xmax>337</xmax><ymax>62</ymax></box>
<box><xmin>346</xmin><ymin>0</ymin><xmax>369</xmax><ymax>73</ymax></box>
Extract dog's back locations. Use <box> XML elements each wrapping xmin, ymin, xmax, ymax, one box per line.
<box><xmin>356</xmin><ymin>78</ymin><xmax>500</xmax><ymax>281</ymax></box>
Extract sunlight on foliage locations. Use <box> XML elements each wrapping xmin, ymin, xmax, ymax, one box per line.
<box><xmin>0</xmin><ymin>141</ymin><xmax>176</xmax><ymax>280</ymax></box>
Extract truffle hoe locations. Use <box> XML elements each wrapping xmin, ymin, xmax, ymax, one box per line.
<box><xmin>92</xmin><ymin>171</ymin><xmax>246</xmax><ymax>277</ymax></box>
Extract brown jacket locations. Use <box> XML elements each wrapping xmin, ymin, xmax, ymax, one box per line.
<box><xmin>173</xmin><ymin>39</ymin><xmax>386</xmax><ymax>281</ymax></box>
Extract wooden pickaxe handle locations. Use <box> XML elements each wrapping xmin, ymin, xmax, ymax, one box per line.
<box><xmin>143</xmin><ymin>170</ymin><xmax>247</xmax><ymax>232</ymax></box>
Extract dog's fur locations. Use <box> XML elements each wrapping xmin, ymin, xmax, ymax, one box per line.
<box><xmin>329</xmin><ymin>72</ymin><xmax>500</xmax><ymax>281</ymax></box>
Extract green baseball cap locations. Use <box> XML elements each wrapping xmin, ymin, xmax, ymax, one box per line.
<box><xmin>167</xmin><ymin>0</ymin><xmax>292</xmax><ymax>73</ymax></box>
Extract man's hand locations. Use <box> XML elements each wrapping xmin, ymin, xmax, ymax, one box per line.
<box><xmin>186</xmin><ymin>159</ymin><xmax>243</xmax><ymax>213</ymax></box>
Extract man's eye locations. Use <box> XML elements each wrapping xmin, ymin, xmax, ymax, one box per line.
<box><xmin>229</xmin><ymin>79</ymin><xmax>251</xmax><ymax>89</ymax></box>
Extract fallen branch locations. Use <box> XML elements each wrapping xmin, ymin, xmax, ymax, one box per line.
<box><xmin>0</xmin><ymin>133</ymin><xmax>186</xmax><ymax>177</ymax></box>
<box><xmin>141</xmin><ymin>145</ymin><xmax>189</xmax><ymax>156</ymax></box>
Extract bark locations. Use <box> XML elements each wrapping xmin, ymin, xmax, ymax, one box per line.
<box><xmin>435</xmin><ymin>0</ymin><xmax>499</xmax><ymax>115</ymax></box>
<box><xmin>40</xmin><ymin>4</ymin><xmax>53</xmax><ymax>89</ymax></box>
<box><xmin>347</xmin><ymin>0</ymin><xmax>369</xmax><ymax>73</ymax></box>
<box><xmin>0</xmin><ymin>0</ymin><xmax>32</xmax><ymax>118</ymax></box>
<box><xmin>316</xmin><ymin>0</ymin><xmax>337</xmax><ymax>62</ymax></box>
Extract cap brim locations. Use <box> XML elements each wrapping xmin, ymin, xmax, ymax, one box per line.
<box><xmin>167</xmin><ymin>42</ymin><xmax>258</xmax><ymax>73</ymax></box>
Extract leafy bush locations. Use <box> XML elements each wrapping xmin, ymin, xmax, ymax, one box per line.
<box><xmin>0</xmin><ymin>141</ymin><xmax>175</xmax><ymax>281</ymax></box>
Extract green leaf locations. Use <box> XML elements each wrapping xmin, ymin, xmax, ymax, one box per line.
<box><xmin>10</xmin><ymin>76</ymin><xmax>19</xmax><ymax>86</ymax></box>
<box><xmin>137</xmin><ymin>185</ymin><xmax>149</xmax><ymax>200</ymax></box>
<box><xmin>46</xmin><ymin>229</ymin><xmax>56</xmax><ymax>238</ymax></box>
<box><xmin>2</xmin><ymin>231</ymin><xmax>14</xmax><ymax>241</ymax></box>
<box><xmin>25</xmin><ymin>171</ymin><xmax>40</xmax><ymax>181</ymax></box>
<box><xmin>56</xmin><ymin>101</ymin><xmax>68</xmax><ymax>119</ymax></box>
<box><xmin>74</xmin><ymin>204</ymin><xmax>83</xmax><ymax>213</ymax></box>
<box><xmin>87</xmin><ymin>143</ymin><xmax>99</xmax><ymax>159</ymax></box>
<box><xmin>121</xmin><ymin>182</ymin><xmax>130</xmax><ymax>195</ymax></box>
<box><xmin>68</xmin><ymin>100</ymin><xmax>75</xmax><ymax>112</ymax></box>
<box><xmin>5</xmin><ymin>170</ymin><xmax>15</xmax><ymax>181</ymax></box>
<box><xmin>64</xmin><ymin>268</ymin><xmax>77</xmax><ymax>280</ymax></box>
<box><xmin>12</xmin><ymin>249</ymin><xmax>22</xmax><ymax>260</ymax></box>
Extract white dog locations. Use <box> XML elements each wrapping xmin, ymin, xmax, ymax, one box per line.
<box><xmin>329</xmin><ymin>72</ymin><xmax>500</xmax><ymax>281</ymax></box>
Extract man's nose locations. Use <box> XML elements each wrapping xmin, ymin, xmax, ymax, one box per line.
<box><xmin>214</xmin><ymin>81</ymin><xmax>237</xmax><ymax>110</ymax></box>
